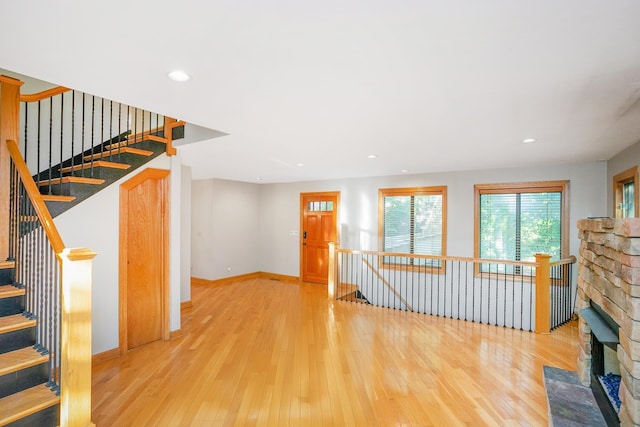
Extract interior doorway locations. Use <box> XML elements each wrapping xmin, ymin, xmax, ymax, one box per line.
<box><xmin>300</xmin><ymin>192</ymin><xmax>339</xmax><ymax>284</ymax></box>
<box><xmin>119</xmin><ymin>168</ymin><xmax>170</xmax><ymax>353</ymax></box>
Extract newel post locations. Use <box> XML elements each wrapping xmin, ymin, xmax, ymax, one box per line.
<box><xmin>0</xmin><ymin>75</ymin><xmax>23</xmax><ymax>261</ymax></box>
<box><xmin>535</xmin><ymin>253</ymin><xmax>551</xmax><ymax>334</ymax></box>
<box><xmin>59</xmin><ymin>247</ymin><xmax>97</xmax><ymax>427</ymax></box>
<box><xmin>328</xmin><ymin>242</ymin><xmax>336</xmax><ymax>300</ymax></box>
<box><xmin>164</xmin><ymin>116</ymin><xmax>178</xmax><ymax>156</ymax></box>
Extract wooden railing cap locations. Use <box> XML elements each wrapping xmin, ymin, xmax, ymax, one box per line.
<box><xmin>0</xmin><ymin>75</ymin><xmax>24</xmax><ymax>86</ymax></box>
<box><xmin>61</xmin><ymin>247</ymin><xmax>98</xmax><ymax>262</ymax></box>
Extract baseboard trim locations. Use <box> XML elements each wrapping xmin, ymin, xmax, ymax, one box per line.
<box><xmin>180</xmin><ymin>300</ymin><xmax>193</xmax><ymax>310</ymax></box>
<box><xmin>170</xmin><ymin>329</ymin><xmax>183</xmax><ymax>340</ymax></box>
<box><xmin>191</xmin><ymin>272</ymin><xmax>300</xmax><ymax>287</ymax></box>
<box><xmin>257</xmin><ymin>272</ymin><xmax>300</xmax><ymax>283</ymax></box>
<box><xmin>190</xmin><ymin>277</ymin><xmax>211</xmax><ymax>286</ymax></box>
<box><xmin>92</xmin><ymin>347</ymin><xmax>120</xmax><ymax>367</ymax></box>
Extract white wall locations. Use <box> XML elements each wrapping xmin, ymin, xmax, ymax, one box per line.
<box><xmin>192</xmin><ymin>161</ymin><xmax>607</xmax><ymax>279</ymax></box>
<box><xmin>191</xmin><ymin>179</ymin><xmax>260</xmax><ymax>280</ymax></box>
<box><xmin>181</xmin><ymin>164</ymin><xmax>192</xmax><ymax>303</ymax></box>
<box><xmin>607</xmin><ymin>140</ymin><xmax>640</xmax><ymax>217</ymax></box>
<box><xmin>54</xmin><ymin>154</ymin><xmax>183</xmax><ymax>355</ymax></box>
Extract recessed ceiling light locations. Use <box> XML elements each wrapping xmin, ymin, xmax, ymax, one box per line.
<box><xmin>368</xmin><ymin>154</ymin><xmax>377</xmax><ymax>159</ymax></box>
<box><xmin>168</xmin><ymin>70</ymin><xmax>190</xmax><ymax>82</ymax></box>
<box><xmin>401</xmin><ymin>169</ymin><xmax>409</xmax><ymax>173</ymax></box>
<box><xmin>256</xmin><ymin>177</ymin><xmax>262</xmax><ymax>181</ymax></box>
<box><xmin>521</xmin><ymin>138</ymin><xmax>536</xmax><ymax>144</ymax></box>
<box><xmin>296</xmin><ymin>163</ymin><xmax>304</xmax><ymax>167</ymax></box>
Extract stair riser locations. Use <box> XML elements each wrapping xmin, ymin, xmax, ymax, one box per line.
<box><xmin>0</xmin><ymin>296</ymin><xmax>25</xmax><ymax>316</ymax></box>
<box><xmin>5</xmin><ymin>404</ymin><xmax>59</xmax><ymax>427</ymax></box>
<box><xmin>0</xmin><ymin>328</ymin><xmax>36</xmax><ymax>355</ymax></box>
<box><xmin>0</xmin><ymin>269</ymin><xmax>15</xmax><ymax>286</ymax></box>
<box><xmin>0</xmin><ymin>362</ymin><xmax>49</xmax><ymax>399</ymax></box>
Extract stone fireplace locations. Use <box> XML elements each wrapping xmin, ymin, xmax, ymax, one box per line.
<box><xmin>577</xmin><ymin>218</ymin><xmax>640</xmax><ymax>426</ymax></box>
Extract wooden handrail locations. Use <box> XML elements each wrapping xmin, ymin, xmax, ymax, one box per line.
<box><xmin>19</xmin><ymin>86</ymin><xmax>70</xmax><ymax>102</ymax></box>
<box><xmin>550</xmin><ymin>256</ymin><xmax>577</xmax><ymax>267</ymax></box>
<box><xmin>335</xmin><ymin>247</ymin><xmax>540</xmax><ymax>268</ymax></box>
<box><xmin>5</xmin><ymin>139</ymin><xmax>65</xmax><ymax>254</ymax></box>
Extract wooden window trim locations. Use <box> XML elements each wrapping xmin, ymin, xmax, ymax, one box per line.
<box><xmin>474</xmin><ymin>180</ymin><xmax>570</xmax><ymax>271</ymax></box>
<box><xmin>378</xmin><ymin>186</ymin><xmax>447</xmax><ymax>271</ymax></box>
<box><xmin>613</xmin><ymin>166</ymin><xmax>639</xmax><ymax>218</ymax></box>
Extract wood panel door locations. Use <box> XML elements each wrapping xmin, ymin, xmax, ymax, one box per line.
<box><xmin>119</xmin><ymin>168</ymin><xmax>170</xmax><ymax>353</ymax></box>
<box><xmin>301</xmin><ymin>192</ymin><xmax>339</xmax><ymax>284</ymax></box>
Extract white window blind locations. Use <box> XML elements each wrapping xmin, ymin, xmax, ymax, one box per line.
<box><xmin>479</xmin><ymin>191</ymin><xmax>562</xmax><ymax>263</ymax></box>
<box><xmin>382</xmin><ymin>190</ymin><xmax>444</xmax><ymax>266</ymax></box>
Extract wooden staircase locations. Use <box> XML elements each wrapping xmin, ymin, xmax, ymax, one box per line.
<box><xmin>0</xmin><ymin>261</ymin><xmax>59</xmax><ymax>426</ymax></box>
<box><xmin>0</xmin><ymin>73</ymin><xmax>159</xmax><ymax>426</ymax></box>
<box><xmin>37</xmin><ymin>129</ymin><xmax>178</xmax><ymax>217</ymax></box>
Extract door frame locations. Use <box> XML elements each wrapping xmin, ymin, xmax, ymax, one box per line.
<box><xmin>299</xmin><ymin>191</ymin><xmax>340</xmax><ymax>283</ymax></box>
<box><xmin>118</xmin><ymin>168</ymin><xmax>170</xmax><ymax>355</ymax></box>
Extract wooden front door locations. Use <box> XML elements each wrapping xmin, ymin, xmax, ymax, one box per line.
<box><xmin>119</xmin><ymin>168</ymin><xmax>170</xmax><ymax>353</ymax></box>
<box><xmin>301</xmin><ymin>192</ymin><xmax>339</xmax><ymax>284</ymax></box>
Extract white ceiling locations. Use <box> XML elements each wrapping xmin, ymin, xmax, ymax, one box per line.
<box><xmin>2</xmin><ymin>1</ymin><xmax>640</xmax><ymax>183</ymax></box>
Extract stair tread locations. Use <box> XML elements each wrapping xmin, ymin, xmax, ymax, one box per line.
<box><xmin>37</xmin><ymin>176</ymin><xmax>105</xmax><ymax>186</ymax></box>
<box><xmin>0</xmin><ymin>261</ymin><xmax>15</xmax><ymax>270</ymax></box>
<box><xmin>0</xmin><ymin>314</ymin><xmax>36</xmax><ymax>334</ymax></box>
<box><xmin>127</xmin><ymin>134</ymin><xmax>168</xmax><ymax>144</ymax></box>
<box><xmin>41</xmin><ymin>195</ymin><xmax>76</xmax><ymax>202</ymax></box>
<box><xmin>59</xmin><ymin>160</ymin><xmax>131</xmax><ymax>174</ymax></box>
<box><xmin>0</xmin><ymin>384</ymin><xmax>59</xmax><ymax>426</ymax></box>
<box><xmin>0</xmin><ymin>285</ymin><xmax>24</xmax><ymax>299</ymax></box>
<box><xmin>83</xmin><ymin>146</ymin><xmax>154</xmax><ymax>161</ymax></box>
<box><xmin>0</xmin><ymin>347</ymin><xmax>48</xmax><ymax>377</ymax></box>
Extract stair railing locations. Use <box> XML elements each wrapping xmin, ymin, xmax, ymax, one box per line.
<box><xmin>19</xmin><ymin>86</ymin><xmax>172</xmax><ymax>193</ymax></box>
<box><xmin>328</xmin><ymin>243</ymin><xmax>577</xmax><ymax>333</ymax></box>
<box><xmin>5</xmin><ymin>138</ymin><xmax>96</xmax><ymax>426</ymax></box>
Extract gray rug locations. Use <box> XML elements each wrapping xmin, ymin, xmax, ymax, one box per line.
<box><xmin>543</xmin><ymin>366</ymin><xmax>606</xmax><ymax>426</ymax></box>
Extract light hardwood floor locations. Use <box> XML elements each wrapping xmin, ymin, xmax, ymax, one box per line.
<box><xmin>92</xmin><ymin>277</ymin><xmax>578</xmax><ymax>426</ymax></box>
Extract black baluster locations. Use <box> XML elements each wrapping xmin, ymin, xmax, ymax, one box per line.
<box><xmin>81</xmin><ymin>93</ymin><xmax>86</xmax><ymax>175</ymax></box>
<box><xmin>90</xmin><ymin>95</ymin><xmax>95</xmax><ymax>176</ymax></box>
<box><xmin>48</xmin><ymin>96</ymin><xmax>53</xmax><ymax>194</ymax></box>
<box><xmin>59</xmin><ymin>93</ymin><xmax>64</xmax><ymax>194</ymax></box>
<box><xmin>37</xmin><ymin>101</ymin><xmax>41</xmax><ymax>186</ymax></box>
<box><xmin>23</xmin><ymin>102</ymin><xmax>28</xmax><ymax>168</ymax></box>
<box><xmin>71</xmin><ymin>91</ymin><xmax>75</xmax><ymax>171</ymax></box>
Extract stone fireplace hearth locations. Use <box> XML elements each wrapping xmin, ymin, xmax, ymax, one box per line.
<box><xmin>577</xmin><ymin>218</ymin><xmax>640</xmax><ymax>426</ymax></box>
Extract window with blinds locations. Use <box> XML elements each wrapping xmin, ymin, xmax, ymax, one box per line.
<box><xmin>379</xmin><ymin>186</ymin><xmax>446</xmax><ymax>267</ymax></box>
<box><xmin>475</xmin><ymin>181</ymin><xmax>569</xmax><ymax>274</ymax></box>
<box><xmin>613</xmin><ymin>166</ymin><xmax>638</xmax><ymax>218</ymax></box>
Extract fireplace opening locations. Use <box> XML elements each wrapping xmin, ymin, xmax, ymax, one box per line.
<box><xmin>581</xmin><ymin>303</ymin><xmax>620</xmax><ymax>426</ymax></box>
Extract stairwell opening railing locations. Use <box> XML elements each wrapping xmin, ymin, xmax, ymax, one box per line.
<box><xmin>550</xmin><ymin>257</ymin><xmax>577</xmax><ymax>330</ymax></box>
<box><xmin>19</xmin><ymin>87</ymin><xmax>168</xmax><ymax>193</ymax></box>
<box><xmin>328</xmin><ymin>244</ymin><xmax>576</xmax><ymax>333</ymax></box>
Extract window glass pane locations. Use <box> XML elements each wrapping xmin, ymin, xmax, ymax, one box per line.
<box><xmin>308</xmin><ymin>202</ymin><xmax>313</xmax><ymax>211</ymax></box>
<box><xmin>320</xmin><ymin>201</ymin><xmax>327</xmax><ymax>211</ymax></box>
<box><xmin>327</xmin><ymin>201</ymin><xmax>333</xmax><ymax>211</ymax></box>
<box><xmin>520</xmin><ymin>192</ymin><xmax>562</xmax><ymax>261</ymax></box>
<box><xmin>383</xmin><ymin>196</ymin><xmax>411</xmax><ymax>253</ymax></box>
<box><xmin>479</xmin><ymin>194</ymin><xmax>517</xmax><ymax>261</ymax></box>
<box><xmin>313</xmin><ymin>201</ymin><xmax>320</xmax><ymax>211</ymax></box>
<box><xmin>479</xmin><ymin>191</ymin><xmax>562</xmax><ymax>267</ymax></box>
<box><xmin>623</xmin><ymin>182</ymin><xmax>635</xmax><ymax>218</ymax></box>
<box><xmin>414</xmin><ymin>195</ymin><xmax>443</xmax><ymax>256</ymax></box>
